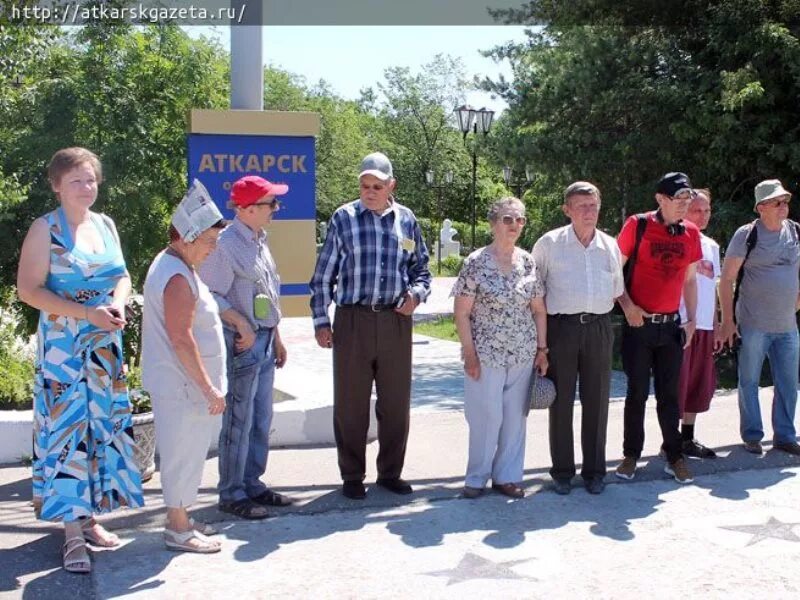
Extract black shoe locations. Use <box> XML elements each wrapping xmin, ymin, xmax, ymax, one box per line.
<box><xmin>342</xmin><ymin>480</ymin><xmax>367</xmax><ymax>499</ymax></box>
<box><xmin>774</xmin><ymin>441</ymin><xmax>800</xmax><ymax>456</ymax></box>
<box><xmin>743</xmin><ymin>441</ymin><xmax>763</xmax><ymax>455</ymax></box>
<box><xmin>682</xmin><ymin>439</ymin><xmax>717</xmax><ymax>459</ymax></box>
<box><xmin>552</xmin><ymin>479</ymin><xmax>571</xmax><ymax>495</ymax></box>
<box><xmin>584</xmin><ymin>478</ymin><xmax>606</xmax><ymax>495</ymax></box>
<box><xmin>376</xmin><ymin>477</ymin><xmax>413</xmax><ymax>495</ymax></box>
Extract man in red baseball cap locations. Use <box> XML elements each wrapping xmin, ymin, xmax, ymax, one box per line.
<box><xmin>198</xmin><ymin>175</ymin><xmax>293</xmax><ymax>519</ymax></box>
<box><xmin>227</xmin><ymin>175</ymin><xmax>289</xmax><ymax>209</ymax></box>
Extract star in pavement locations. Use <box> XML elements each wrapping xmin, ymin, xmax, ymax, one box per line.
<box><xmin>721</xmin><ymin>517</ymin><xmax>800</xmax><ymax>546</ymax></box>
<box><xmin>423</xmin><ymin>552</ymin><xmax>535</xmax><ymax>586</ymax></box>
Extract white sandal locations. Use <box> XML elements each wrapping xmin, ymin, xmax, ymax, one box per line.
<box><xmin>63</xmin><ymin>535</ymin><xmax>92</xmax><ymax>573</ymax></box>
<box><xmin>164</xmin><ymin>528</ymin><xmax>221</xmax><ymax>554</ymax></box>
<box><xmin>189</xmin><ymin>517</ymin><xmax>218</xmax><ymax>536</ymax></box>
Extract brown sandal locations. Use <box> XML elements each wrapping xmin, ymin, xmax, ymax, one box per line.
<box><xmin>492</xmin><ymin>482</ymin><xmax>525</xmax><ymax>499</ymax></box>
<box><xmin>81</xmin><ymin>518</ymin><xmax>121</xmax><ymax>548</ymax></box>
<box><xmin>250</xmin><ymin>490</ymin><xmax>294</xmax><ymax>507</ymax></box>
<box><xmin>63</xmin><ymin>535</ymin><xmax>91</xmax><ymax>573</ymax></box>
<box><xmin>218</xmin><ymin>498</ymin><xmax>270</xmax><ymax>520</ymax></box>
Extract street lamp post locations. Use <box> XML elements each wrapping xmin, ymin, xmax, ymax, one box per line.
<box><xmin>425</xmin><ymin>169</ymin><xmax>454</xmax><ymax>275</ymax></box>
<box><xmin>454</xmin><ymin>105</ymin><xmax>494</xmax><ymax>251</ymax></box>
<box><xmin>502</xmin><ymin>165</ymin><xmax>534</xmax><ymax>199</ymax></box>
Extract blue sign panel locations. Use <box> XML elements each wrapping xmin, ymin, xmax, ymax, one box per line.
<box><xmin>187</xmin><ymin>133</ymin><xmax>316</xmax><ymax>220</ymax></box>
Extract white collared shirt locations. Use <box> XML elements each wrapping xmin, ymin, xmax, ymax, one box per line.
<box><xmin>531</xmin><ymin>224</ymin><xmax>624</xmax><ymax>315</ymax></box>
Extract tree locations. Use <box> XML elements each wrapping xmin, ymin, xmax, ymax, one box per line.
<box><xmin>0</xmin><ymin>23</ymin><xmax>231</xmax><ymax>332</ymax></box>
<box><xmin>483</xmin><ymin>0</ymin><xmax>800</xmax><ymax>241</ymax></box>
<box><xmin>374</xmin><ymin>55</ymin><xmax>477</xmax><ymax>221</ymax></box>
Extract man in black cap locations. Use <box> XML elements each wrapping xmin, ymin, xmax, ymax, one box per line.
<box><xmin>614</xmin><ymin>172</ymin><xmax>702</xmax><ymax>484</ymax></box>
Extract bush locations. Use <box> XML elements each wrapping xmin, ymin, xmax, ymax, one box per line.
<box><xmin>126</xmin><ymin>364</ymin><xmax>152</xmax><ymax>414</ymax></box>
<box><xmin>416</xmin><ymin>216</ymin><xmax>434</xmax><ymax>248</ymax></box>
<box><xmin>450</xmin><ymin>220</ymin><xmax>491</xmax><ymax>252</ymax></box>
<box><xmin>123</xmin><ymin>295</ymin><xmax>144</xmax><ymax>370</ymax></box>
<box><xmin>432</xmin><ymin>254</ymin><xmax>465</xmax><ymax>276</ymax></box>
<box><xmin>0</xmin><ymin>322</ymin><xmax>34</xmax><ymax>410</ymax></box>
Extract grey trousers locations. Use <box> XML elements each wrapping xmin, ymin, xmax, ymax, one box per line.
<box><xmin>463</xmin><ymin>361</ymin><xmax>533</xmax><ymax>488</ymax></box>
<box><xmin>152</xmin><ymin>386</ymin><xmax>219</xmax><ymax>508</ymax></box>
<box><xmin>547</xmin><ymin>314</ymin><xmax>613</xmax><ymax>482</ymax></box>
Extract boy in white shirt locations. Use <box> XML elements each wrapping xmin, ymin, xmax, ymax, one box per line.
<box><xmin>678</xmin><ymin>188</ymin><xmax>723</xmax><ymax>458</ymax></box>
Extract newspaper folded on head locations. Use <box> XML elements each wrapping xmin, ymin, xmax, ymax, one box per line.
<box><xmin>171</xmin><ymin>179</ymin><xmax>223</xmax><ymax>242</ymax></box>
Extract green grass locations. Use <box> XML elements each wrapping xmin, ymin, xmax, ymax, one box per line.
<box><xmin>414</xmin><ymin>315</ymin><xmax>459</xmax><ymax>342</ymax></box>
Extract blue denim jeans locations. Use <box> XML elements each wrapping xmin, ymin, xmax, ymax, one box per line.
<box><xmin>218</xmin><ymin>327</ymin><xmax>275</xmax><ymax>503</ymax></box>
<box><xmin>737</xmin><ymin>325</ymin><xmax>799</xmax><ymax>444</ymax></box>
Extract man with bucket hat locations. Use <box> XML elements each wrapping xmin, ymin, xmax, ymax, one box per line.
<box><xmin>309</xmin><ymin>152</ymin><xmax>431</xmax><ymax>500</ymax></box>
<box><xmin>199</xmin><ymin>175</ymin><xmax>294</xmax><ymax>519</ymax></box>
<box><xmin>719</xmin><ymin>179</ymin><xmax>800</xmax><ymax>456</ymax></box>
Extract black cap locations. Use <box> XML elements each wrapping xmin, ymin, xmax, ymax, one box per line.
<box><xmin>656</xmin><ymin>172</ymin><xmax>693</xmax><ymax>196</ymax></box>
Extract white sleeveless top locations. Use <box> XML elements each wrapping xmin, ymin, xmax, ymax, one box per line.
<box><xmin>141</xmin><ymin>250</ymin><xmax>227</xmax><ymax>398</ymax></box>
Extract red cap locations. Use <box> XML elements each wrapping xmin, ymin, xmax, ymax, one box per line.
<box><xmin>230</xmin><ymin>175</ymin><xmax>289</xmax><ymax>208</ymax></box>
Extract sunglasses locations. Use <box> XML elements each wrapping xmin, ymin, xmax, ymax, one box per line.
<box><xmin>670</xmin><ymin>191</ymin><xmax>696</xmax><ymax>203</ymax></box>
<box><xmin>253</xmin><ymin>199</ymin><xmax>280</xmax><ymax>210</ymax></box>
<box><xmin>500</xmin><ymin>215</ymin><xmax>527</xmax><ymax>226</ymax></box>
<box><xmin>360</xmin><ymin>184</ymin><xmax>386</xmax><ymax>192</ymax></box>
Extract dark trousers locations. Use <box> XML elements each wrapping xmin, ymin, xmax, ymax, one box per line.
<box><xmin>621</xmin><ymin>320</ymin><xmax>684</xmax><ymax>463</ymax></box>
<box><xmin>332</xmin><ymin>305</ymin><xmax>412</xmax><ymax>482</ymax></box>
<box><xmin>547</xmin><ymin>314</ymin><xmax>613</xmax><ymax>482</ymax></box>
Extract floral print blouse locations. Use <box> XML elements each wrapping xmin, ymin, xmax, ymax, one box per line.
<box><xmin>451</xmin><ymin>247</ymin><xmax>544</xmax><ymax>368</ymax></box>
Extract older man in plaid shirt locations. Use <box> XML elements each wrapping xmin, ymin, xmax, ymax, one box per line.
<box><xmin>310</xmin><ymin>152</ymin><xmax>431</xmax><ymax>500</ymax></box>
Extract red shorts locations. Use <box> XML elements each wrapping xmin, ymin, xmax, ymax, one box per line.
<box><xmin>678</xmin><ymin>329</ymin><xmax>716</xmax><ymax>417</ymax></box>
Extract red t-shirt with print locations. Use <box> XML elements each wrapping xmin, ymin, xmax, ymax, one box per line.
<box><xmin>617</xmin><ymin>212</ymin><xmax>702</xmax><ymax>314</ymax></box>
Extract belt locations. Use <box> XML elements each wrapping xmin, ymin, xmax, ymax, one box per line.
<box><xmin>553</xmin><ymin>312</ymin><xmax>608</xmax><ymax>324</ymax></box>
<box><xmin>341</xmin><ymin>303</ymin><xmax>397</xmax><ymax>313</ymax></box>
<box><xmin>644</xmin><ymin>312</ymin><xmax>680</xmax><ymax>324</ymax></box>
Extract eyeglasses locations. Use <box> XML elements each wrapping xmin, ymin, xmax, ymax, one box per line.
<box><xmin>253</xmin><ymin>200</ymin><xmax>280</xmax><ymax>210</ymax></box>
<box><xmin>360</xmin><ymin>183</ymin><xmax>386</xmax><ymax>192</ymax></box>
<box><xmin>501</xmin><ymin>215</ymin><xmax>527</xmax><ymax>226</ymax></box>
<box><xmin>764</xmin><ymin>199</ymin><xmax>790</xmax><ymax>208</ymax></box>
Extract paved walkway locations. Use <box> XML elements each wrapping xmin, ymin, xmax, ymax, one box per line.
<box><xmin>2</xmin><ymin>388</ymin><xmax>800</xmax><ymax>599</ymax></box>
<box><xmin>2</xmin><ymin>277</ymin><xmax>800</xmax><ymax>598</ymax></box>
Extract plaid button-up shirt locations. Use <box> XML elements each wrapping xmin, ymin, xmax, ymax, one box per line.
<box><xmin>198</xmin><ymin>217</ymin><xmax>281</xmax><ymax>330</ymax></box>
<box><xmin>309</xmin><ymin>199</ymin><xmax>431</xmax><ymax>329</ymax></box>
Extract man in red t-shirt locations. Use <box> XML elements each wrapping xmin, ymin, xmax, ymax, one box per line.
<box><xmin>615</xmin><ymin>172</ymin><xmax>702</xmax><ymax>484</ymax></box>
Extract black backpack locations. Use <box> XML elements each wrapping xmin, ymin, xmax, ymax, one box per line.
<box><xmin>613</xmin><ymin>215</ymin><xmax>648</xmax><ymax>315</ymax></box>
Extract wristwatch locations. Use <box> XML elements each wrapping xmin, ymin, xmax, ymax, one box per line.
<box><xmin>536</xmin><ymin>346</ymin><xmax>549</xmax><ymax>354</ymax></box>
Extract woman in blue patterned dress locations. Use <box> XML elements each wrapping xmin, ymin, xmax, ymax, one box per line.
<box><xmin>17</xmin><ymin>147</ymin><xmax>143</xmax><ymax>573</ymax></box>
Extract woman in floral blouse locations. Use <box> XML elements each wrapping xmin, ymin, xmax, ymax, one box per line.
<box><xmin>452</xmin><ymin>196</ymin><xmax>548</xmax><ymax>499</ymax></box>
